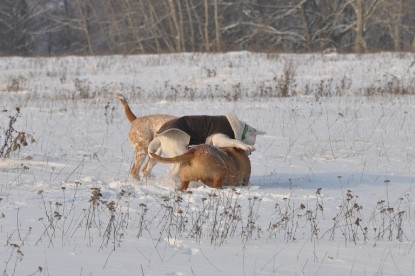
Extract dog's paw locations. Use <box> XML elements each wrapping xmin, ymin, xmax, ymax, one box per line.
<box><xmin>241</xmin><ymin>144</ymin><xmax>255</xmax><ymax>152</ymax></box>
<box><xmin>132</xmin><ymin>174</ymin><xmax>141</xmax><ymax>181</ymax></box>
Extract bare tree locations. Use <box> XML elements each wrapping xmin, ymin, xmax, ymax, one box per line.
<box><xmin>352</xmin><ymin>0</ymin><xmax>365</xmax><ymax>53</ymax></box>
<box><xmin>184</xmin><ymin>0</ymin><xmax>196</xmax><ymax>51</ymax></box>
<box><xmin>299</xmin><ymin>0</ymin><xmax>312</xmax><ymax>52</ymax></box>
<box><xmin>74</xmin><ymin>0</ymin><xmax>94</xmax><ymax>54</ymax></box>
<box><xmin>1</xmin><ymin>0</ymin><xmax>415</xmax><ymax>55</ymax></box>
<box><xmin>213</xmin><ymin>0</ymin><xmax>222</xmax><ymax>51</ymax></box>
<box><xmin>167</xmin><ymin>0</ymin><xmax>182</xmax><ymax>51</ymax></box>
<box><xmin>203</xmin><ymin>0</ymin><xmax>210</xmax><ymax>51</ymax></box>
<box><xmin>373</xmin><ymin>0</ymin><xmax>413</xmax><ymax>51</ymax></box>
<box><xmin>0</xmin><ymin>0</ymin><xmax>49</xmax><ymax>55</ymax></box>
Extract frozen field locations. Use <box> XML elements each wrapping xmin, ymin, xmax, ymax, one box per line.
<box><xmin>1</xmin><ymin>52</ymin><xmax>415</xmax><ymax>275</ymax></box>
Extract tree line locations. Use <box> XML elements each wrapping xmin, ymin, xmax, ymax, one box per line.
<box><xmin>1</xmin><ymin>0</ymin><xmax>415</xmax><ymax>56</ymax></box>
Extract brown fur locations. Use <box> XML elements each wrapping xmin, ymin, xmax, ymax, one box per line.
<box><xmin>150</xmin><ymin>144</ymin><xmax>251</xmax><ymax>191</ymax></box>
<box><xmin>116</xmin><ymin>93</ymin><xmax>175</xmax><ymax>180</ymax></box>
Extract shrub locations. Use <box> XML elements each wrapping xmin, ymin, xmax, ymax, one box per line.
<box><xmin>0</xmin><ymin>108</ymin><xmax>35</xmax><ymax>158</ymax></box>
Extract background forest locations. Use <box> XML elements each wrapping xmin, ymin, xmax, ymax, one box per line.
<box><xmin>1</xmin><ymin>0</ymin><xmax>415</xmax><ymax>56</ymax></box>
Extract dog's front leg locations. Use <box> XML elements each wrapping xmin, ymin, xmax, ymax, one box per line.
<box><xmin>208</xmin><ymin>134</ymin><xmax>255</xmax><ymax>151</ymax></box>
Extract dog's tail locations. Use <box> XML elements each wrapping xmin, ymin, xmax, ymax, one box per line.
<box><xmin>149</xmin><ymin>150</ymin><xmax>194</xmax><ymax>164</ymax></box>
<box><xmin>116</xmin><ymin>93</ymin><xmax>137</xmax><ymax>123</ymax></box>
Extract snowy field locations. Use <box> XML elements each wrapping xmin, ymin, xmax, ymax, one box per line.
<box><xmin>1</xmin><ymin>52</ymin><xmax>415</xmax><ymax>275</ymax></box>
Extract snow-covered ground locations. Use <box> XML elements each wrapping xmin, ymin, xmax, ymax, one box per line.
<box><xmin>1</xmin><ymin>52</ymin><xmax>415</xmax><ymax>275</ymax></box>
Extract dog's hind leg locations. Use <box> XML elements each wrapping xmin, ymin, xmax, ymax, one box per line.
<box><xmin>131</xmin><ymin>150</ymin><xmax>148</xmax><ymax>180</ymax></box>
<box><xmin>209</xmin><ymin>133</ymin><xmax>255</xmax><ymax>151</ymax></box>
<box><xmin>148</xmin><ymin>136</ymin><xmax>162</xmax><ymax>155</ymax></box>
<box><xmin>150</xmin><ymin>131</ymin><xmax>190</xmax><ymax>177</ymax></box>
<box><xmin>179</xmin><ymin>180</ymin><xmax>190</xmax><ymax>191</ymax></box>
<box><xmin>164</xmin><ymin>140</ymin><xmax>187</xmax><ymax>177</ymax></box>
<box><xmin>211</xmin><ymin>177</ymin><xmax>224</xmax><ymax>189</ymax></box>
<box><xmin>142</xmin><ymin>147</ymin><xmax>161</xmax><ymax>178</ymax></box>
<box><xmin>155</xmin><ymin>130</ymin><xmax>190</xmax><ymax>157</ymax></box>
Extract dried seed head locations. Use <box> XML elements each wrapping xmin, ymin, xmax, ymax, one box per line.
<box><xmin>89</xmin><ymin>187</ymin><xmax>102</xmax><ymax>203</ymax></box>
<box><xmin>54</xmin><ymin>211</ymin><xmax>62</xmax><ymax>219</ymax></box>
<box><xmin>107</xmin><ymin>201</ymin><xmax>116</xmax><ymax>212</ymax></box>
<box><xmin>90</xmin><ymin>187</ymin><xmax>102</xmax><ymax>198</ymax></box>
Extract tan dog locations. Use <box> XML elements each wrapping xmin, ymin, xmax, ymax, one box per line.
<box><xmin>149</xmin><ymin>144</ymin><xmax>251</xmax><ymax>191</ymax></box>
<box><xmin>116</xmin><ymin>93</ymin><xmax>175</xmax><ymax>180</ymax></box>
<box><xmin>148</xmin><ymin>114</ymin><xmax>263</xmax><ymax>177</ymax></box>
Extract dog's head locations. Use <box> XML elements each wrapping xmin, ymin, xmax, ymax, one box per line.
<box><xmin>241</xmin><ymin>123</ymin><xmax>265</xmax><ymax>146</ymax></box>
<box><xmin>225</xmin><ymin>113</ymin><xmax>265</xmax><ymax>146</ymax></box>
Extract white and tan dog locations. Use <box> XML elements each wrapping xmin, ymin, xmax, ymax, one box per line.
<box><xmin>150</xmin><ymin>144</ymin><xmax>251</xmax><ymax>191</ymax></box>
<box><xmin>116</xmin><ymin>93</ymin><xmax>175</xmax><ymax>180</ymax></box>
<box><xmin>148</xmin><ymin>113</ymin><xmax>262</xmax><ymax>176</ymax></box>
